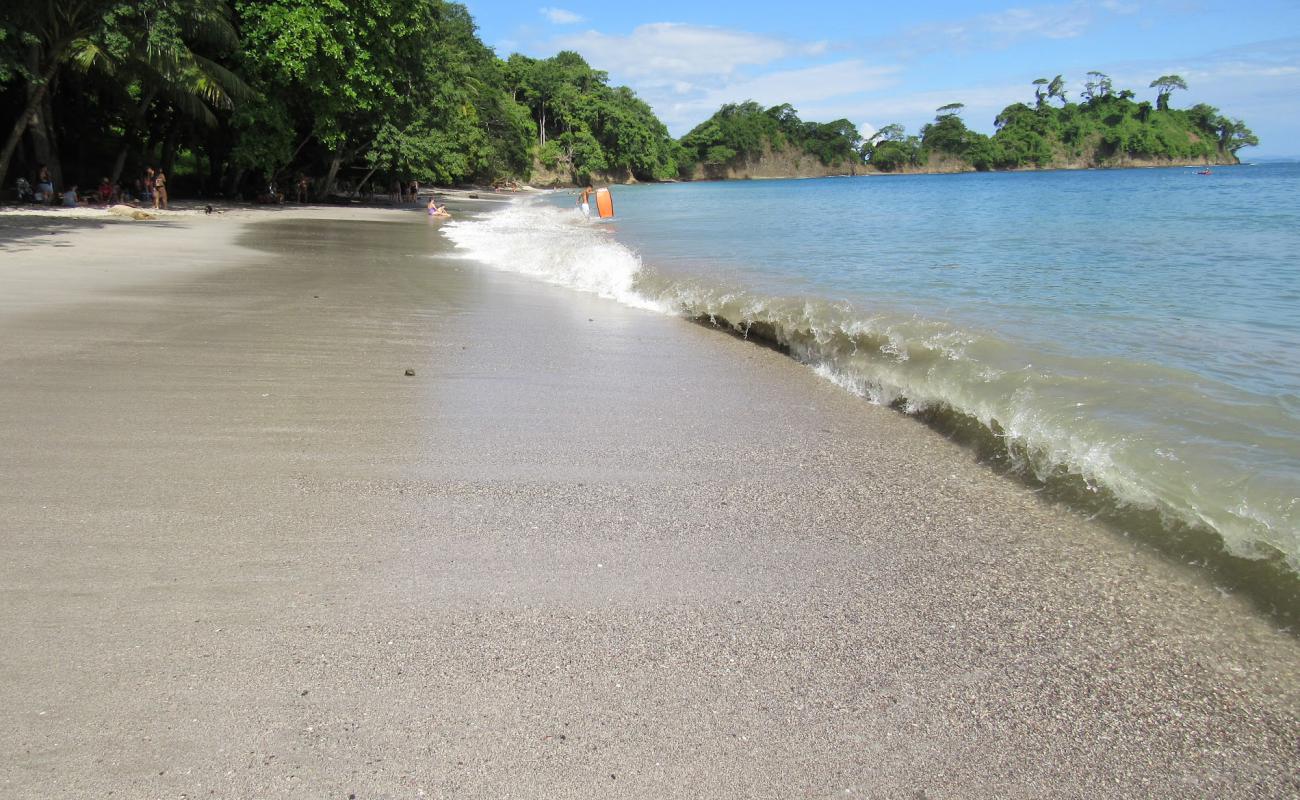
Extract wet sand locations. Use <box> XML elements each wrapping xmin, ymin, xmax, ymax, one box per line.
<box><xmin>1</xmin><ymin>206</ymin><xmax>1297</xmax><ymax>798</ymax></box>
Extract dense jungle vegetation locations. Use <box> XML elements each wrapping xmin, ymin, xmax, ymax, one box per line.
<box><xmin>864</xmin><ymin>73</ymin><xmax>1258</xmax><ymax>172</ymax></box>
<box><xmin>678</xmin><ymin>101</ymin><xmax>862</xmax><ymax>173</ymax></box>
<box><xmin>0</xmin><ymin>1</ymin><xmax>1258</xmax><ymax>199</ymax></box>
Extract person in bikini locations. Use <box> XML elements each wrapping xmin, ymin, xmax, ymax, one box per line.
<box><xmin>153</xmin><ymin>169</ymin><xmax>168</xmax><ymax>209</ymax></box>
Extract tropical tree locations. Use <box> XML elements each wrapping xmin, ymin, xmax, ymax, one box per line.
<box><xmin>0</xmin><ymin>0</ymin><xmax>248</xmax><ymax>190</ymax></box>
<box><xmin>1032</xmin><ymin>77</ymin><xmax>1049</xmax><ymax>109</ymax></box>
<box><xmin>1149</xmin><ymin>74</ymin><xmax>1187</xmax><ymax>111</ymax></box>
<box><xmin>1047</xmin><ymin>74</ymin><xmax>1067</xmax><ymax>106</ymax></box>
<box><xmin>0</xmin><ymin>0</ymin><xmax>118</xmax><ymax>189</ymax></box>
<box><xmin>96</xmin><ymin>1</ymin><xmax>252</xmax><ymax>183</ymax></box>
<box><xmin>1082</xmin><ymin>71</ymin><xmax>1112</xmax><ymax>102</ymax></box>
<box><xmin>1216</xmin><ymin>117</ymin><xmax>1258</xmax><ymax>153</ymax></box>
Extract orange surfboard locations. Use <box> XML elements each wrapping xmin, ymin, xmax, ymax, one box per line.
<box><xmin>595</xmin><ymin>187</ymin><xmax>614</xmax><ymax>219</ymax></box>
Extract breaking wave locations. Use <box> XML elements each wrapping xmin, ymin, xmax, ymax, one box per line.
<box><xmin>443</xmin><ymin>199</ymin><xmax>1300</xmax><ymax>620</ymax></box>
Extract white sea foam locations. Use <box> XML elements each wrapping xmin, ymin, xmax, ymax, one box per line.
<box><xmin>441</xmin><ymin>201</ymin><xmax>669</xmax><ymax>313</ymax></box>
<box><xmin>438</xmin><ymin>196</ymin><xmax>1299</xmax><ymax>572</ymax></box>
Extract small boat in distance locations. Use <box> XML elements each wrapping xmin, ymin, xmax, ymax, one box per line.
<box><xmin>1197</xmin><ymin>167</ymin><xmax>1213</xmax><ymax>175</ymax></box>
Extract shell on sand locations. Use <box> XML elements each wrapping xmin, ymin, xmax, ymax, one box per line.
<box><xmin>109</xmin><ymin>204</ymin><xmax>155</xmax><ymax>221</ymax></box>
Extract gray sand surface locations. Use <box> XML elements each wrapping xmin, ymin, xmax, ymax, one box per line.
<box><xmin>1</xmin><ymin>207</ymin><xmax>1296</xmax><ymax>798</ymax></box>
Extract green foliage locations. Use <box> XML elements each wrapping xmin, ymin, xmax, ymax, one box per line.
<box><xmin>978</xmin><ymin>74</ymin><xmax>1249</xmax><ymax>169</ymax></box>
<box><xmin>502</xmin><ymin>51</ymin><xmax>676</xmax><ymax>181</ymax></box>
<box><xmin>1149</xmin><ymin>74</ymin><xmax>1187</xmax><ymax>111</ymax></box>
<box><xmin>861</xmin><ymin>74</ymin><xmax>1254</xmax><ymax>174</ymax></box>
<box><xmin>678</xmin><ymin>101</ymin><xmax>862</xmax><ymax>173</ymax></box>
<box><xmin>0</xmin><ymin>14</ymin><xmax>1261</xmax><ymax>196</ymax></box>
<box><xmin>920</xmin><ymin>107</ymin><xmax>986</xmax><ymax>157</ymax></box>
<box><xmin>866</xmin><ymin>134</ymin><xmax>923</xmax><ymax>172</ymax></box>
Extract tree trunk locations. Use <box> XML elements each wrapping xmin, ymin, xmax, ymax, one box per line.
<box><xmin>539</xmin><ymin>104</ymin><xmax>546</xmax><ymax>147</ymax></box>
<box><xmin>320</xmin><ymin>140</ymin><xmax>347</xmax><ymax>198</ymax></box>
<box><xmin>25</xmin><ymin>89</ymin><xmax>62</xmax><ymax>189</ymax></box>
<box><xmin>111</xmin><ymin>88</ymin><xmax>159</xmax><ymax>185</ymax></box>
<box><xmin>351</xmin><ymin>165</ymin><xmax>379</xmax><ymax>198</ymax></box>
<box><xmin>225</xmin><ymin>166</ymin><xmax>245</xmax><ymax>198</ymax></box>
<box><xmin>0</xmin><ymin>46</ymin><xmax>65</xmax><ymax>190</ymax></box>
<box><xmin>161</xmin><ymin>120</ymin><xmax>180</xmax><ymax>177</ymax></box>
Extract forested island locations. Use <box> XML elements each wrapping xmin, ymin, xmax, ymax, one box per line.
<box><xmin>0</xmin><ymin>0</ymin><xmax>1259</xmax><ymax>200</ymax></box>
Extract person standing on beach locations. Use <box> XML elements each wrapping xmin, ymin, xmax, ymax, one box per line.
<box><xmin>142</xmin><ymin>168</ymin><xmax>155</xmax><ymax>207</ymax></box>
<box><xmin>577</xmin><ymin>185</ymin><xmax>594</xmax><ymax>217</ymax></box>
<box><xmin>153</xmin><ymin>169</ymin><xmax>168</xmax><ymax>210</ymax></box>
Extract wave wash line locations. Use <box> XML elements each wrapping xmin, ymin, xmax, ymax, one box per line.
<box><xmin>440</xmin><ymin>192</ymin><xmax>1300</xmax><ymax>620</ymax></box>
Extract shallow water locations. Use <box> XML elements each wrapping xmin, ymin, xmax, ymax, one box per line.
<box><xmin>441</xmin><ymin>164</ymin><xmax>1300</xmax><ymax>605</ymax></box>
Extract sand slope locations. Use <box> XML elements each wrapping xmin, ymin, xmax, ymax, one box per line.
<box><xmin>1</xmin><ymin>207</ymin><xmax>1296</xmax><ymax>798</ymax></box>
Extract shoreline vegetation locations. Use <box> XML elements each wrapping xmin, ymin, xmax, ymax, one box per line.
<box><xmin>1</xmin><ymin>2</ymin><xmax>1258</xmax><ymax>200</ymax></box>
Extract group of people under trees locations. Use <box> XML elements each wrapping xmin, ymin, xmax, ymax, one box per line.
<box><xmin>14</xmin><ymin>164</ymin><xmax>168</xmax><ymax>210</ymax></box>
<box><xmin>10</xmin><ymin>153</ymin><xmax>460</xmax><ymax>215</ymax></box>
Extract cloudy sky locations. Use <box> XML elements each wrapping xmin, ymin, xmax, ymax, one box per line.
<box><xmin>463</xmin><ymin>0</ymin><xmax>1300</xmax><ymax>157</ymax></box>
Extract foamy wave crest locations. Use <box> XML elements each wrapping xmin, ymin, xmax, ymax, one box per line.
<box><xmin>438</xmin><ymin>199</ymin><xmax>1299</xmax><ymax>611</ymax></box>
<box><xmin>655</xmin><ymin>287</ymin><xmax>1298</xmax><ymax>572</ymax></box>
<box><xmin>442</xmin><ymin>201</ymin><xmax>668</xmax><ymax>312</ymax></box>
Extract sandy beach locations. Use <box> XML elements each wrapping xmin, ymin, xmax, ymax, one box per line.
<box><xmin>1</xmin><ymin>202</ymin><xmax>1296</xmax><ymax>798</ymax></box>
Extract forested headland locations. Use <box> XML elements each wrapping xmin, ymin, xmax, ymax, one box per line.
<box><xmin>864</xmin><ymin>73</ymin><xmax>1258</xmax><ymax>174</ymax></box>
<box><xmin>0</xmin><ymin>0</ymin><xmax>1259</xmax><ymax>202</ymax></box>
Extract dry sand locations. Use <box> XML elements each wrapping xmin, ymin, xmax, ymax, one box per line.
<box><xmin>1</xmin><ymin>204</ymin><xmax>1296</xmax><ymax>798</ymax></box>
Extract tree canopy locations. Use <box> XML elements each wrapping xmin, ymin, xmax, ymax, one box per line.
<box><xmin>678</xmin><ymin>101</ymin><xmax>862</xmax><ymax>177</ymax></box>
<box><xmin>0</xmin><ymin>14</ymin><xmax>1260</xmax><ymax>199</ymax></box>
<box><xmin>864</xmin><ymin>73</ymin><xmax>1256</xmax><ymax>173</ymax></box>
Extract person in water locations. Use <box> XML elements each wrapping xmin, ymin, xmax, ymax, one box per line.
<box><xmin>427</xmin><ymin>196</ymin><xmax>450</xmax><ymax>218</ymax></box>
<box><xmin>577</xmin><ymin>185</ymin><xmax>596</xmax><ymax>217</ymax></box>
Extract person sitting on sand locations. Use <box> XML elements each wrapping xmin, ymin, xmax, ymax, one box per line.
<box><xmin>35</xmin><ymin>164</ymin><xmax>54</xmax><ymax>204</ymax></box>
<box><xmin>61</xmin><ymin>185</ymin><xmax>78</xmax><ymax>207</ymax></box>
<box><xmin>427</xmin><ymin>196</ymin><xmax>451</xmax><ymax>218</ymax></box>
<box><xmin>97</xmin><ymin>177</ymin><xmax>113</xmax><ymax>205</ymax></box>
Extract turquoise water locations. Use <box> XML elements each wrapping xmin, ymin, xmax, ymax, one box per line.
<box><xmin>443</xmin><ymin>164</ymin><xmax>1300</xmax><ymax>607</ymax></box>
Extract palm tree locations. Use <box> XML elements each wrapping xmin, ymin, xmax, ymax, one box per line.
<box><xmin>0</xmin><ymin>0</ymin><xmax>250</xmax><ymax>190</ymax></box>
<box><xmin>90</xmin><ymin>2</ymin><xmax>254</xmax><ymax>183</ymax></box>
<box><xmin>0</xmin><ymin>0</ymin><xmax>119</xmax><ymax>189</ymax></box>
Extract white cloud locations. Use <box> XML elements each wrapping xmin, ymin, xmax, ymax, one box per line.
<box><xmin>555</xmin><ymin>23</ymin><xmax>826</xmax><ymax>81</ymax></box>
<box><xmin>634</xmin><ymin>59</ymin><xmax>901</xmax><ymax>134</ymax></box>
<box><xmin>889</xmin><ymin>1</ymin><xmax>1139</xmax><ymax>54</ymax></box>
<box><xmin>540</xmin><ymin>7</ymin><xmax>584</xmax><ymax>25</ymax></box>
<box><xmin>700</xmin><ymin>60</ymin><xmax>898</xmax><ymax>105</ymax></box>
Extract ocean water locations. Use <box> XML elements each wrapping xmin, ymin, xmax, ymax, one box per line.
<box><xmin>442</xmin><ymin>164</ymin><xmax>1300</xmax><ymax>608</ymax></box>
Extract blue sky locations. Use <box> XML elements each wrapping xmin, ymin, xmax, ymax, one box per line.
<box><xmin>463</xmin><ymin>0</ymin><xmax>1300</xmax><ymax>157</ymax></box>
